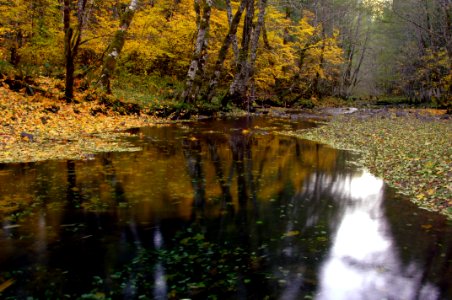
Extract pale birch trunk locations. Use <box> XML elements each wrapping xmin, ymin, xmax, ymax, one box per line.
<box><xmin>223</xmin><ymin>0</ymin><xmax>254</xmax><ymax>108</ymax></box>
<box><xmin>225</xmin><ymin>0</ymin><xmax>240</xmax><ymax>62</ymax></box>
<box><xmin>181</xmin><ymin>0</ymin><xmax>213</xmax><ymax>103</ymax></box>
<box><xmin>223</xmin><ymin>0</ymin><xmax>267</xmax><ymax>109</ymax></box>
<box><xmin>205</xmin><ymin>0</ymin><xmax>246</xmax><ymax>102</ymax></box>
<box><xmin>99</xmin><ymin>0</ymin><xmax>139</xmax><ymax>94</ymax></box>
<box><xmin>247</xmin><ymin>0</ymin><xmax>267</xmax><ymax>105</ymax></box>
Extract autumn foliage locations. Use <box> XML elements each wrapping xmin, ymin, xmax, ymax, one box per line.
<box><xmin>0</xmin><ymin>78</ymin><xmax>157</xmax><ymax>163</ymax></box>
<box><xmin>0</xmin><ymin>0</ymin><xmax>344</xmax><ymax>104</ymax></box>
<box><xmin>0</xmin><ymin>0</ymin><xmax>450</xmax><ymax>109</ymax></box>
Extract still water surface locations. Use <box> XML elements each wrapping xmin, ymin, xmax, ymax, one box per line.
<box><xmin>0</xmin><ymin>117</ymin><xmax>451</xmax><ymax>299</ymax></box>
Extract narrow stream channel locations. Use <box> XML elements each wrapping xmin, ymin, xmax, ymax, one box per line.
<box><xmin>0</xmin><ymin>117</ymin><xmax>451</xmax><ymax>299</ymax></box>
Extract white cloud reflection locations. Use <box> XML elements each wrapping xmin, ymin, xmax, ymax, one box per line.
<box><xmin>316</xmin><ymin>170</ymin><xmax>439</xmax><ymax>300</ymax></box>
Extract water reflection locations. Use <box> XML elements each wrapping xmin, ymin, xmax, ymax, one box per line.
<box><xmin>153</xmin><ymin>228</ymin><xmax>167</xmax><ymax>300</ymax></box>
<box><xmin>0</xmin><ymin>118</ymin><xmax>450</xmax><ymax>299</ymax></box>
<box><xmin>317</xmin><ymin>171</ymin><xmax>440</xmax><ymax>300</ymax></box>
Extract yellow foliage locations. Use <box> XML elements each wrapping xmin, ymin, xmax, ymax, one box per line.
<box><xmin>0</xmin><ymin>0</ymin><xmax>345</xmax><ymax>99</ymax></box>
<box><xmin>412</xmin><ymin>48</ymin><xmax>452</xmax><ymax>107</ymax></box>
<box><xmin>252</xmin><ymin>8</ymin><xmax>343</xmax><ymax>95</ymax></box>
<box><xmin>0</xmin><ymin>0</ymin><xmax>62</xmax><ymax>65</ymax></box>
<box><xmin>116</xmin><ymin>0</ymin><xmax>197</xmax><ymax>74</ymax></box>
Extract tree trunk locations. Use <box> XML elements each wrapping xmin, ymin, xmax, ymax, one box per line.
<box><xmin>349</xmin><ymin>25</ymin><xmax>370</xmax><ymax>91</ymax></box>
<box><xmin>99</xmin><ymin>0</ymin><xmax>139</xmax><ymax>94</ymax></box>
<box><xmin>341</xmin><ymin>7</ymin><xmax>364</xmax><ymax>98</ymax></box>
<box><xmin>223</xmin><ymin>0</ymin><xmax>255</xmax><ymax>108</ymax></box>
<box><xmin>312</xmin><ymin>27</ymin><xmax>326</xmax><ymax>98</ymax></box>
<box><xmin>205</xmin><ymin>0</ymin><xmax>246</xmax><ymax>102</ymax></box>
<box><xmin>64</xmin><ymin>0</ymin><xmax>74</xmax><ymax>102</ymax></box>
<box><xmin>225</xmin><ymin>0</ymin><xmax>240</xmax><ymax>62</ymax></box>
<box><xmin>247</xmin><ymin>0</ymin><xmax>267</xmax><ymax>106</ymax></box>
<box><xmin>63</xmin><ymin>0</ymin><xmax>87</xmax><ymax>103</ymax></box>
<box><xmin>180</xmin><ymin>0</ymin><xmax>213</xmax><ymax>103</ymax></box>
<box><xmin>285</xmin><ymin>43</ymin><xmax>312</xmax><ymax>98</ymax></box>
<box><xmin>9</xmin><ymin>30</ymin><xmax>23</xmax><ymax>66</ymax></box>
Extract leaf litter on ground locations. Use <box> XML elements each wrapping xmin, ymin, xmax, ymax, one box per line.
<box><xmin>0</xmin><ymin>84</ymin><xmax>164</xmax><ymax>163</ymax></box>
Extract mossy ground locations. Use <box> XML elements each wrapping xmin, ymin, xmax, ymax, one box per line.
<box><xmin>283</xmin><ymin>110</ymin><xmax>452</xmax><ymax>219</ymax></box>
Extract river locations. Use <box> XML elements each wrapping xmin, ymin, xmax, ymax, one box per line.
<box><xmin>0</xmin><ymin>117</ymin><xmax>451</xmax><ymax>299</ymax></box>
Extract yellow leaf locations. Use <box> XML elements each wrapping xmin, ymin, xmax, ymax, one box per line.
<box><xmin>0</xmin><ymin>279</ymin><xmax>15</xmax><ymax>293</ymax></box>
<box><xmin>283</xmin><ymin>230</ymin><xmax>300</xmax><ymax>237</ymax></box>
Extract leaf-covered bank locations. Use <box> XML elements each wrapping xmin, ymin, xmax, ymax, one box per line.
<box><xmin>0</xmin><ymin>86</ymin><xmax>162</xmax><ymax>163</ymax></box>
<box><xmin>282</xmin><ymin>111</ymin><xmax>452</xmax><ymax>219</ymax></box>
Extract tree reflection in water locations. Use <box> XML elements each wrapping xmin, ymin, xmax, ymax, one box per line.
<box><xmin>0</xmin><ymin>118</ymin><xmax>451</xmax><ymax>299</ymax></box>
<box><xmin>152</xmin><ymin>227</ymin><xmax>167</xmax><ymax>300</ymax></box>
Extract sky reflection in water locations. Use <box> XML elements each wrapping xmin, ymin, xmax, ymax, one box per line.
<box><xmin>317</xmin><ymin>172</ymin><xmax>439</xmax><ymax>300</ymax></box>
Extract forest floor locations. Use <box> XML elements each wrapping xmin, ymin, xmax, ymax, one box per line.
<box><xmin>279</xmin><ymin>108</ymin><xmax>452</xmax><ymax>219</ymax></box>
<box><xmin>0</xmin><ymin>81</ymin><xmax>162</xmax><ymax>163</ymax></box>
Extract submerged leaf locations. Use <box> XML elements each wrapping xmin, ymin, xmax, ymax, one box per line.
<box><xmin>283</xmin><ymin>230</ymin><xmax>300</xmax><ymax>238</ymax></box>
<box><xmin>0</xmin><ymin>279</ymin><xmax>15</xmax><ymax>293</ymax></box>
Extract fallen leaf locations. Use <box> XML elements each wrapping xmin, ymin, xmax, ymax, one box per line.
<box><xmin>0</xmin><ymin>279</ymin><xmax>15</xmax><ymax>293</ymax></box>
<box><xmin>283</xmin><ymin>230</ymin><xmax>300</xmax><ymax>238</ymax></box>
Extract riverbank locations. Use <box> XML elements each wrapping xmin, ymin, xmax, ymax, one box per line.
<box><xmin>1</xmin><ymin>85</ymin><xmax>451</xmax><ymax>219</ymax></box>
<box><xmin>281</xmin><ymin>109</ymin><xmax>452</xmax><ymax>219</ymax></box>
<box><xmin>0</xmin><ymin>86</ymin><xmax>162</xmax><ymax>163</ymax></box>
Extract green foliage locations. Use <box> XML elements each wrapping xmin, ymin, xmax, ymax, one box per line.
<box><xmin>111</xmin><ymin>73</ymin><xmax>183</xmax><ymax>105</ymax></box>
<box><xmin>375</xmin><ymin>96</ymin><xmax>413</xmax><ymax>106</ymax></box>
<box><xmin>297</xmin><ymin>99</ymin><xmax>315</xmax><ymax>109</ymax></box>
<box><xmin>0</xmin><ymin>60</ymin><xmax>14</xmax><ymax>76</ymax></box>
<box><xmin>159</xmin><ymin>228</ymin><xmax>254</xmax><ymax>297</ymax></box>
<box><xmin>372</xmin><ymin>1</ymin><xmax>452</xmax><ymax>107</ymax></box>
<box><xmin>399</xmin><ymin>48</ymin><xmax>452</xmax><ymax>108</ymax></box>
